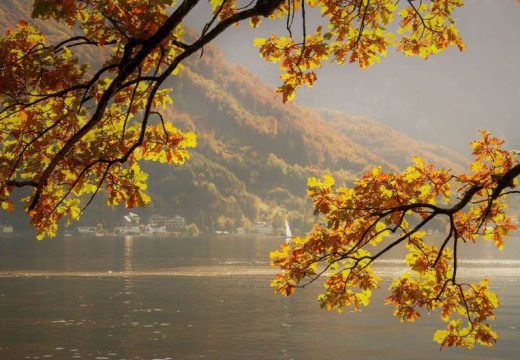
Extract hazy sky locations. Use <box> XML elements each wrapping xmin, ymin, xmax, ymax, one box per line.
<box><xmin>190</xmin><ymin>0</ymin><xmax>520</xmax><ymax>155</ymax></box>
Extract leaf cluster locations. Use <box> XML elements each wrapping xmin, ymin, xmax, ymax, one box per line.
<box><xmin>271</xmin><ymin>131</ymin><xmax>520</xmax><ymax>348</ymax></box>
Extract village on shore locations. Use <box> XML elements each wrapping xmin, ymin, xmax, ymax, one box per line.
<box><xmin>72</xmin><ymin>212</ymin><xmax>280</xmax><ymax>238</ymax></box>
<box><xmin>0</xmin><ymin>212</ymin><xmax>282</xmax><ymax>238</ymax></box>
<box><xmin>3</xmin><ymin>211</ymin><xmax>520</xmax><ymax>239</ymax></box>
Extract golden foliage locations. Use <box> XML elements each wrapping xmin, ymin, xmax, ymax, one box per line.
<box><xmin>255</xmin><ymin>0</ymin><xmax>466</xmax><ymax>102</ymax></box>
<box><xmin>271</xmin><ymin>132</ymin><xmax>519</xmax><ymax>349</ymax></box>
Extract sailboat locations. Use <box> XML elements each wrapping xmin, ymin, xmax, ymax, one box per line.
<box><xmin>285</xmin><ymin>219</ymin><xmax>292</xmax><ymax>243</ymax></box>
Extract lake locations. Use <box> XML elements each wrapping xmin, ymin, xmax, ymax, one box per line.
<box><xmin>0</xmin><ymin>235</ymin><xmax>519</xmax><ymax>359</ymax></box>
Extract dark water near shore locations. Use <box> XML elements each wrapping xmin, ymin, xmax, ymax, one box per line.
<box><xmin>1</xmin><ymin>235</ymin><xmax>519</xmax><ymax>359</ymax></box>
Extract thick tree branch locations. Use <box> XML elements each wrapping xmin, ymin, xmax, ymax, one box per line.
<box><xmin>27</xmin><ymin>0</ymin><xmax>285</xmax><ymax>211</ymax></box>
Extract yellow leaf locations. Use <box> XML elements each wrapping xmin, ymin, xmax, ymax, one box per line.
<box><xmin>253</xmin><ymin>38</ymin><xmax>266</xmax><ymax>47</ymax></box>
<box><xmin>419</xmin><ymin>184</ymin><xmax>431</xmax><ymax>197</ymax></box>
<box><xmin>413</xmin><ymin>156</ymin><xmax>425</xmax><ymax>170</ymax></box>
<box><xmin>323</xmin><ymin>175</ymin><xmax>335</xmax><ymax>188</ymax></box>
<box><xmin>433</xmin><ymin>330</ymin><xmax>449</xmax><ymax>344</ymax></box>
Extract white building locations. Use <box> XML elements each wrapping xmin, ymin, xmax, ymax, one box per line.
<box><xmin>149</xmin><ymin>214</ymin><xmax>186</xmax><ymax>232</ymax></box>
<box><xmin>77</xmin><ymin>226</ymin><xmax>97</xmax><ymax>234</ymax></box>
<box><xmin>252</xmin><ymin>222</ymin><xmax>273</xmax><ymax>235</ymax></box>
<box><xmin>144</xmin><ymin>224</ymin><xmax>167</xmax><ymax>234</ymax></box>
<box><xmin>1</xmin><ymin>224</ymin><xmax>13</xmax><ymax>233</ymax></box>
<box><xmin>114</xmin><ymin>226</ymin><xmax>141</xmax><ymax>235</ymax></box>
<box><xmin>149</xmin><ymin>214</ymin><xmax>169</xmax><ymax>227</ymax></box>
<box><xmin>168</xmin><ymin>215</ymin><xmax>186</xmax><ymax>231</ymax></box>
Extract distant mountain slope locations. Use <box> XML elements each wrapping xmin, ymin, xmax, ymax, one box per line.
<box><xmin>174</xmin><ymin>52</ymin><xmax>393</xmax><ymax>173</ymax></box>
<box><xmin>317</xmin><ymin>109</ymin><xmax>468</xmax><ymax>171</ymax></box>
<box><xmin>0</xmin><ymin>3</ymin><xmax>468</xmax><ymax>234</ymax></box>
<box><xmin>139</xmin><ymin>46</ymin><xmax>468</xmax><ymax>233</ymax></box>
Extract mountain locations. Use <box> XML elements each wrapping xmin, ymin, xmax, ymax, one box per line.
<box><xmin>0</xmin><ymin>3</ymin><xmax>468</xmax><ymax>235</ymax></box>
<box><xmin>136</xmin><ymin>45</ymin><xmax>467</xmax><ymax>234</ymax></box>
<box><xmin>317</xmin><ymin>109</ymin><xmax>468</xmax><ymax>170</ymax></box>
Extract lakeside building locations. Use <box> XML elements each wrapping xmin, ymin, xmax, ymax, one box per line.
<box><xmin>144</xmin><ymin>224</ymin><xmax>167</xmax><ymax>234</ymax></box>
<box><xmin>149</xmin><ymin>214</ymin><xmax>186</xmax><ymax>233</ymax></box>
<box><xmin>113</xmin><ymin>212</ymin><xmax>142</xmax><ymax>235</ymax></box>
<box><xmin>77</xmin><ymin>226</ymin><xmax>97</xmax><ymax>234</ymax></box>
<box><xmin>113</xmin><ymin>226</ymin><xmax>141</xmax><ymax>235</ymax></box>
<box><xmin>73</xmin><ymin>214</ymin><xmax>188</xmax><ymax>237</ymax></box>
<box><xmin>251</xmin><ymin>221</ymin><xmax>273</xmax><ymax>235</ymax></box>
<box><xmin>0</xmin><ymin>224</ymin><xmax>14</xmax><ymax>234</ymax></box>
<box><xmin>149</xmin><ymin>214</ymin><xmax>169</xmax><ymax>227</ymax></box>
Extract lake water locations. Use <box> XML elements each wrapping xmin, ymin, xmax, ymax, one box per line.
<box><xmin>0</xmin><ymin>235</ymin><xmax>519</xmax><ymax>359</ymax></box>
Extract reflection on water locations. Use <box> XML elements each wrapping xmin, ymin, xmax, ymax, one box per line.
<box><xmin>2</xmin><ymin>265</ymin><xmax>520</xmax><ymax>279</ymax></box>
<box><xmin>123</xmin><ymin>236</ymin><xmax>134</xmax><ymax>272</ymax></box>
<box><xmin>0</xmin><ymin>235</ymin><xmax>279</xmax><ymax>272</ymax></box>
<box><xmin>0</xmin><ymin>235</ymin><xmax>519</xmax><ymax>359</ymax></box>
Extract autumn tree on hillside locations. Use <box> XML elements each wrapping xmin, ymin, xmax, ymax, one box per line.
<box><xmin>0</xmin><ymin>0</ymin><xmax>519</xmax><ymax>349</ymax></box>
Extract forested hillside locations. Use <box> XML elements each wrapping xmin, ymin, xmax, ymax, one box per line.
<box><xmin>133</xmin><ymin>45</ymin><xmax>467</xmax><ymax>234</ymax></box>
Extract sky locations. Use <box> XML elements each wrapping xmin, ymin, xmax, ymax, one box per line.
<box><xmin>189</xmin><ymin>0</ymin><xmax>520</xmax><ymax>155</ymax></box>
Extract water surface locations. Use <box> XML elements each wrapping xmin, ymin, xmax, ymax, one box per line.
<box><xmin>0</xmin><ymin>235</ymin><xmax>519</xmax><ymax>359</ymax></box>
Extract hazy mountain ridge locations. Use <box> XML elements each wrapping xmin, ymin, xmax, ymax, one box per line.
<box><xmin>0</xmin><ymin>3</ymin><xmax>469</xmax><ymax>234</ymax></box>
<box><xmin>138</xmin><ymin>46</ymin><xmax>468</xmax><ymax>232</ymax></box>
<box><xmin>316</xmin><ymin>109</ymin><xmax>468</xmax><ymax>171</ymax></box>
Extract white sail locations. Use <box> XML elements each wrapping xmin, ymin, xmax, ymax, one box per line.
<box><xmin>285</xmin><ymin>219</ymin><xmax>292</xmax><ymax>239</ymax></box>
